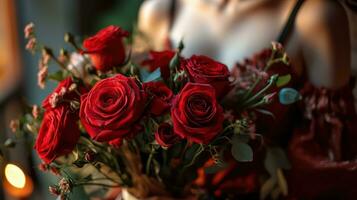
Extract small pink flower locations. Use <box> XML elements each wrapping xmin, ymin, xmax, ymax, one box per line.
<box><xmin>25</xmin><ymin>38</ymin><xmax>37</xmax><ymax>52</ymax></box>
<box><xmin>48</xmin><ymin>186</ymin><xmax>60</xmax><ymax>196</ymax></box>
<box><xmin>38</xmin><ymin>162</ymin><xmax>49</xmax><ymax>172</ymax></box>
<box><xmin>38</xmin><ymin>59</ymin><xmax>46</xmax><ymax>70</ymax></box>
<box><xmin>32</xmin><ymin>105</ymin><xmax>40</xmax><ymax>119</ymax></box>
<box><xmin>37</xmin><ymin>66</ymin><xmax>48</xmax><ymax>89</ymax></box>
<box><xmin>24</xmin><ymin>22</ymin><xmax>34</xmax><ymax>39</ymax></box>
<box><xmin>59</xmin><ymin>178</ymin><xmax>71</xmax><ymax>194</ymax></box>
<box><xmin>42</xmin><ymin>51</ymin><xmax>51</xmax><ymax>64</ymax></box>
<box><xmin>9</xmin><ymin>119</ymin><xmax>19</xmax><ymax>133</ymax></box>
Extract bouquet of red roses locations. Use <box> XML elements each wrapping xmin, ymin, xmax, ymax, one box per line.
<box><xmin>9</xmin><ymin>24</ymin><xmax>297</xmax><ymax>199</ymax></box>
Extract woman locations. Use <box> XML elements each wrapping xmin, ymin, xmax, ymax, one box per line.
<box><xmin>139</xmin><ymin>0</ymin><xmax>357</xmax><ymax>199</ymax></box>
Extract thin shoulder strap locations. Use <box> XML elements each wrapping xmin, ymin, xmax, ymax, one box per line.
<box><xmin>277</xmin><ymin>0</ymin><xmax>305</xmax><ymax>44</ymax></box>
<box><xmin>169</xmin><ymin>0</ymin><xmax>177</xmax><ymax>31</ymax></box>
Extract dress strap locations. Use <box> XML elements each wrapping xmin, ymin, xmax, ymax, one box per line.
<box><xmin>277</xmin><ymin>0</ymin><xmax>305</xmax><ymax>45</ymax></box>
<box><xmin>169</xmin><ymin>0</ymin><xmax>177</xmax><ymax>31</ymax></box>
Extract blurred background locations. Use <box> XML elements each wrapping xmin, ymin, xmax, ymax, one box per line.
<box><xmin>0</xmin><ymin>0</ymin><xmax>356</xmax><ymax>199</ymax></box>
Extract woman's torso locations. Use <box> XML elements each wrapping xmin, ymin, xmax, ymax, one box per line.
<box><xmin>140</xmin><ymin>0</ymin><xmax>305</xmax><ymax>76</ymax></box>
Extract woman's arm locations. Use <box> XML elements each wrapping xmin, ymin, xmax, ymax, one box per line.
<box><xmin>296</xmin><ymin>0</ymin><xmax>351</xmax><ymax>89</ymax></box>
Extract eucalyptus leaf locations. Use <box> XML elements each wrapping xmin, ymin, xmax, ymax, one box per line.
<box><xmin>231</xmin><ymin>141</ymin><xmax>253</xmax><ymax>162</ymax></box>
<box><xmin>276</xmin><ymin>74</ymin><xmax>291</xmax><ymax>87</ymax></box>
<box><xmin>279</xmin><ymin>88</ymin><xmax>301</xmax><ymax>105</ymax></box>
<box><xmin>140</xmin><ymin>68</ymin><xmax>162</xmax><ymax>83</ymax></box>
<box><xmin>232</xmin><ymin>133</ymin><xmax>250</xmax><ymax>144</ymax></box>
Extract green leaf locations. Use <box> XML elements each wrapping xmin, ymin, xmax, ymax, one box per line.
<box><xmin>276</xmin><ymin>74</ymin><xmax>291</xmax><ymax>87</ymax></box>
<box><xmin>48</xmin><ymin>70</ymin><xmax>68</xmax><ymax>81</ymax></box>
<box><xmin>231</xmin><ymin>141</ymin><xmax>253</xmax><ymax>162</ymax></box>
<box><xmin>232</xmin><ymin>133</ymin><xmax>250</xmax><ymax>143</ymax></box>
<box><xmin>169</xmin><ymin>53</ymin><xmax>180</xmax><ymax>71</ymax></box>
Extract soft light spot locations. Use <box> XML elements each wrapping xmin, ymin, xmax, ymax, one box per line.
<box><xmin>5</xmin><ymin>164</ymin><xmax>26</xmax><ymax>188</ymax></box>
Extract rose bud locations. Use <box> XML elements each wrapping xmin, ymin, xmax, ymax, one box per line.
<box><xmin>141</xmin><ymin>50</ymin><xmax>176</xmax><ymax>80</ymax></box>
<box><xmin>171</xmin><ymin>83</ymin><xmax>224</xmax><ymax>144</ymax></box>
<box><xmin>80</xmin><ymin>74</ymin><xmax>147</xmax><ymax>144</ymax></box>
<box><xmin>82</xmin><ymin>25</ymin><xmax>129</xmax><ymax>72</ymax></box>
<box><xmin>182</xmin><ymin>55</ymin><xmax>231</xmax><ymax>98</ymax></box>
<box><xmin>155</xmin><ymin>123</ymin><xmax>181</xmax><ymax>148</ymax></box>
<box><xmin>143</xmin><ymin>81</ymin><xmax>174</xmax><ymax>115</ymax></box>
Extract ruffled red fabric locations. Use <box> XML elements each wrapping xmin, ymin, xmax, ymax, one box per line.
<box><xmin>206</xmin><ymin>48</ymin><xmax>357</xmax><ymax>199</ymax></box>
<box><xmin>288</xmin><ymin>79</ymin><xmax>357</xmax><ymax>199</ymax></box>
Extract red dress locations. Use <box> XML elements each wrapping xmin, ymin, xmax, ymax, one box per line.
<box><xmin>206</xmin><ymin>48</ymin><xmax>357</xmax><ymax>199</ymax></box>
<box><xmin>288</xmin><ymin>79</ymin><xmax>357</xmax><ymax>199</ymax></box>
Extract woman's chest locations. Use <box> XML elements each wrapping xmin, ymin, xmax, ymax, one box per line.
<box><xmin>170</xmin><ymin>1</ymin><xmax>290</xmax><ymax>69</ymax></box>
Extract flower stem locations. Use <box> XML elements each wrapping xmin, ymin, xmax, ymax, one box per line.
<box><xmin>146</xmin><ymin>147</ymin><xmax>155</xmax><ymax>175</ymax></box>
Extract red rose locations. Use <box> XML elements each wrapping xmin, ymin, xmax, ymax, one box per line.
<box><xmin>83</xmin><ymin>25</ymin><xmax>129</xmax><ymax>72</ymax></box>
<box><xmin>171</xmin><ymin>83</ymin><xmax>224</xmax><ymax>144</ymax></box>
<box><xmin>182</xmin><ymin>55</ymin><xmax>231</xmax><ymax>98</ymax></box>
<box><xmin>141</xmin><ymin>50</ymin><xmax>175</xmax><ymax>80</ymax></box>
<box><xmin>80</xmin><ymin>74</ymin><xmax>147</xmax><ymax>143</ymax></box>
<box><xmin>155</xmin><ymin>123</ymin><xmax>181</xmax><ymax>148</ymax></box>
<box><xmin>143</xmin><ymin>81</ymin><xmax>174</xmax><ymax>115</ymax></box>
<box><xmin>34</xmin><ymin>105</ymin><xmax>80</xmax><ymax>163</ymax></box>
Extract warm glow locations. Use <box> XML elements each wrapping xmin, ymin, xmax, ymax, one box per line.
<box><xmin>4</xmin><ymin>164</ymin><xmax>26</xmax><ymax>189</ymax></box>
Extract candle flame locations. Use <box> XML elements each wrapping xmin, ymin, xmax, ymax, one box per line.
<box><xmin>5</xmin><ymin>164</ymin><xmax>26</xmax><ymax>189</ymax></box>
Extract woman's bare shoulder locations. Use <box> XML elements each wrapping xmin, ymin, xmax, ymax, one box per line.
<box><xmin>296</xmin><ymin>0</ymin><xmax>351</xmax><ymax>88</ymax></box>
<box><xmin>296</xmin><ymin>0</ymin><xmax>348</xmax><ymax>34</ymax></box>
<box><xmin>138</xmin><ymin>0</ymin><xmax>171</xmax><ymax>30</ymax></box>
